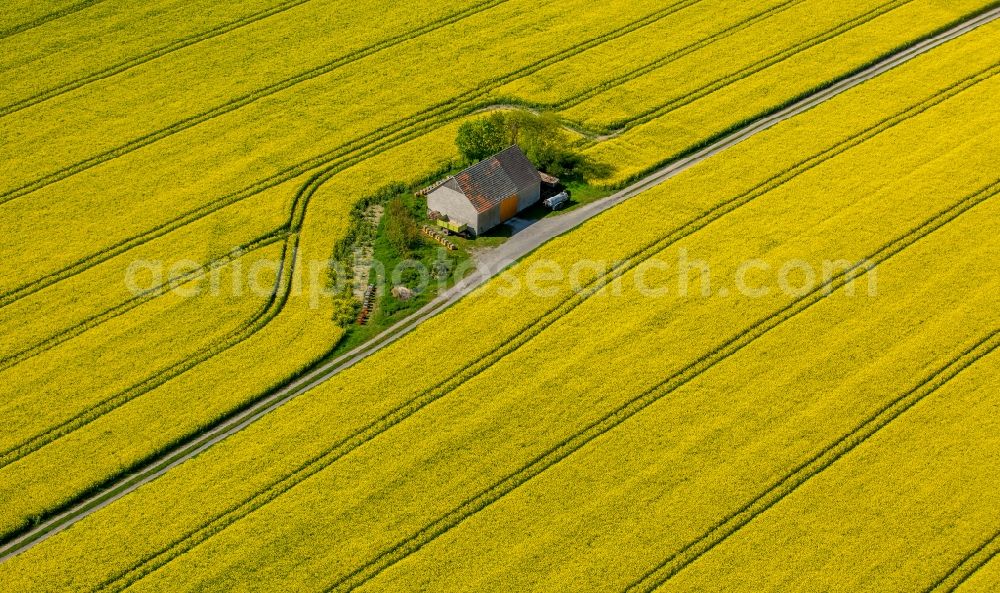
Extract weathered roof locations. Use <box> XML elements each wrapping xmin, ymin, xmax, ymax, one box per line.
<box><xmin>539</xmin><ymin>171</ymin><xmax>560</xmax><ymax>186</ymax></box>
<box><xmin>445</xmin><ymin>146</ymin><xmax>541</xmax><ymax>213</ymax></box>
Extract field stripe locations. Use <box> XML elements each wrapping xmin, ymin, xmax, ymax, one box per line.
<box><xmin>923</xmin><ymin>529</ymin><xmax>1000</xmax><ymax>593</ymax></box>
<box><xmin>323</xmin><ymin>178</ymin><xmax>1000</xmax><ymax>593</ymax></box>
<box><xmin>594</xmin><ymin>0</ymin><xmax>917</xmax><ymax>132</ymax></box>
<box><xmin>0</xmin><ymin>0</ymin><xmax>698</xmax><ymax>311</ymax></box>
<box><xmin>0</xmin><ymin>0</ymin><xmax>323</xmax><ymax>118</ymax></box>
<box><xmin>0</xmin><ymin>0</ymin><xmax>940</xmax><ymax>320</ymax></box>
<box><xmin>83</xmin><ymin>66</ymin><xmax>993</xmax><ymax>593</ymax></box>
<box><xmin>0</xmin><ymin>0</ymin><xmax>848</xmax><ymax>380</ymax></box>
<box><xmin>0</xmin><ymin>0</ymin><xmax>106</xmax><ymax>40</ymax></box>
<box><xmin>0</xmin><ymin>230</ymin><xmax>287</xmax><ymax>374</ymax></box>
<box><xmin>552</xmin><ymin>0</ymin><xmax>813</xmax><ymax>110</ymax></box>
<box><xmin>624</xmin><ymin>329</ymin><xmax>1000</xmax><ymax>593</ymax></box>
<box><xmin>0</xmin><ymin>0</ymin><xmax>970</xmax><ymax>368</ymax></box>
<box><xmin>0</xmin><ymin>0</ymin><xmax>711</xmax><ymax>465</ymax></box>
<box><xmin>0</xmin><ymin>5</ymin><xmax>705</xmax><ymax>542</ymax></box>
<box><xmin>0</xmin><ymin>0</ymin><xmax>518</xmax><ymax>206</ymax></box>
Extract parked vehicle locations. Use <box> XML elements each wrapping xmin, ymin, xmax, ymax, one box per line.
<box><xmin>435</xmin><ymin>219</ymin><xmax>471</xmax><ymax>237</ymax></box>
<box><xmin>543</xmin><ymin>190</ymin><xmax>570</xmax><ymax>210</ymax></box>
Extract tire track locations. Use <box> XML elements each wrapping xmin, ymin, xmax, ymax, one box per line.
<box><xmin>923</xmin><ymin>528</ymin><xmax>1000</xmax><ymax>593</ymax></box>
<box><xmin>624</xmin><ymin>327</ymin><xmax>1000</xmax><ymax>593</ymax></box>
<box><xmin>0</xmin><ymin>0</ymin><xmax>701</xmax><ymax>524</ymax></box>
<box><xmin>0</xmin><ymin>0</ymin><xmax>106</xmax><ymax>41</ymax></box>
<box><xmin>0</xmin><ymin>0</ymin><xmax>889</xmax><ymax>387</ymax></box>
<box><xmin>0</xmin><ymin>0</ymin><xmax>918</xmax><ymax>318</ymax></box>
<box><xmin>0</xmin><ymin>0</ymin><xmax>320</xmax><ymax>118</ymax></box>
<box><xmin>0</xmin><ymin>0</ymin><xmax>698</xmax><ymax>309</ymax></box>
<box><xmin>550</xmin><ymin>0</ymin><xmax>812</xmax><ymax>111</ymax></box>
<box><xmin>0</xmin><ymin>230</ymin><xmax>287</xmax><ymax>376</ymax></box>
<box><xmin>610</xmin><ymin>0</ymin><xmax>922</xmax><ymax>127</ymax></box>
<box><xmin>84</xmin><ymin>64</ymin><xmax>994</xmax><ymax>593</ymax></box>
<box><xmin>0</xmin><ymin>0</ymin><xmax>517</xmax><ymax>206</ymax></box>
<box><xmin>324</xmin><ymin>178</ymin><xmax>1000</xmax><ymax>593</ymax></box>
<box><xmin>595</xmin><ymin>0</ymin><xmax>916</xmax><ymax>133</ymax></box>
<box><xmin>0</xmin><ymin>10</ymin><xmax>990</xmax><ymax>563</ymax></box>
<box><xmin>0</xmin><ymin>1</ymin><xmax>707</xmax><ymax>478</ymax></box>
<box><xmin>0</xmin><ymin>110</ymin><xmax>470</xmax><ymax>478</ymax></box>
<box><xmin>0</xmin><ymin>0</ymin><xmax>959</xmax><ymax>362</ymax></box>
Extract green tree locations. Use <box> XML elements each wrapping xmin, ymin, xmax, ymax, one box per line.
<box><xmin>455</xmin><ymin>113</ymin><xmax>508</xmax><ymax>162</ymax></box>
<box><xmin>455</xmin><ymin>111</ymin><xmax>610</xmax><ymax>179</ymax></box>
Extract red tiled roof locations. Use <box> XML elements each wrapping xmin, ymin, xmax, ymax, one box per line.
<box><xmin>450</xmin><ymin>146</ymin><xmax>540</xmax><ymax>213</ymax></box>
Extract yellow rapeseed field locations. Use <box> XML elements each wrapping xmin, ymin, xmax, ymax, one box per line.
<box><xmin>1</xmin><ymin>0</ymin><xmax>987</xmax><ymax>545</ymax></box>
<box><xmin>0</xmin><ymin>12</ymin><xmax>995</xmax><ymax>592</ymax></box>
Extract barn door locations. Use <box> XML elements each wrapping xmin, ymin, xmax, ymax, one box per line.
<box><xmin>500</xmin><ymin>195</ymin><xmax>519</xmax><ymax>221</ymax></box>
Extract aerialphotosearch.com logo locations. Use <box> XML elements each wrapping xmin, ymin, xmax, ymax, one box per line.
<box><xmin>124</xmin><ymin>247</ymin><xmax>879</xmax><ymax>307</ymax></box>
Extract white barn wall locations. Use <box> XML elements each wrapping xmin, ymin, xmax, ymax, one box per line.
<box><xmin>427</xmin><ymin>185</ymin><xmax>480</xmax><ymax>231</ymax></box>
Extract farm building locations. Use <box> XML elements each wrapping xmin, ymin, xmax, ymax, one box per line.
<box><xmin>426</xmin><ymin>145</ymin><xmax>542</xmax><ymax>236</ymax></box>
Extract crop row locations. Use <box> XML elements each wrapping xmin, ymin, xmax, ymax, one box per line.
<box><xmin>0</xmin><ymin>230</ymin><xmax>288</xmax><ymax>374</ymax></box>
<box><xmin>0</xmin><ymin>120</ymin><xmax>466</xmax><ymax>541</ymax></box>
<box><xmin>330</xmin><ymin>177</ymin><xmax>1000</xmax><ymax>593</ymax></box>
<box><xmin>0</xmin><ymin>178</ymin><xmax>294</xmax><ymax>364</ymax></box>
<box><xmin>0</xmin><ymin>0</ymin><xmax>960</xmax><ymax>370</ymax></box>
<box><xmin>0</xmin><ymin>241</ymin><xmax>288</xmax><ymax>463</ymax></box>
<box><xmin>0</xmin><ymin>0</ymin><xmax>518</xmax><ymax>205</ymax></box>
<box><xmin>652</xmin><ymin>343</ymin><xmax>1000</xmax><ymax>593</ymax></box>
<box><xmin>358</xmin><ymin>199</ymin><xmax>1000</xmax><ymax>593</ymax></box>
<box><xmin>627</xmin><ymin>327</ymin><xmax>1000</xmax><ymax>593</ymax></box>
<box><xmin>0</xmin><ymin>0</ymin><xmax>103</xmax><ymax>40</ymax></box>
<box><xmin>583</xmin><ymin>0</ymin><xmax>998</xmax><ymax>185</ymax></box>
<box><xmin>1</xmin><ymin>2</ymin><xmax>992</xmax><ymax>548</ymax></box>
<box><xmin>92</xmin><ymin>60</ymin><xmax>1000</xmax><ymax>593</ymax></box>
<box><xmin>0</xmin><ymin>28</ymin><xmax>992</xmax><ymax>592</ymax></box>
<box><xmin>567</xmin><ymin>0</ymin><xmax>918</xmax><ymax>130</ymax></box>
<box><xmin>0</xmin><ymin>0</ymin><xmax>684</xmax><ymax>481</ymax></box>
<box><xmin>6</xmin><ymin>0</ymin><xmax>982</xmax><ymax>315</ymax></box>
<box><xmin>0</xmin><ymin>3</ymin><xmax>673</xmax><ymax>502</ymax></box>
<box><xmin>123</xmin><ymin>47</ymin><xmax>1000</xmax><ymax>592</ymax></box>
<box><xmin>0</xmin><ymin>0</ymin><xmax>678</xmax><ymax>304</ymax></box>
<box><xmin>0</xmin><ymin>0</ymin><xmax>730</xmax><ymax>461</ymax></box>
<box><xmin>0</xmin><ymin>0</ymin><xmax>320</xmax><ymax>117</ymax></box>
<box><xmin>924</xmin><ymin>528</ymin><xmax>1000</xmax><ymax>593</ymax></box>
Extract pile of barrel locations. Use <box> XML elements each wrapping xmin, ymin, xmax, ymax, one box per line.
<box><xmin>355</xmin><ymin>284</ymin><xmax>377</xmax><ymax>325</ymax></box>
<box><xmin>421</xmin><ymin>225</ymin><xmax>457</xmax><ymax>250</ymax></box>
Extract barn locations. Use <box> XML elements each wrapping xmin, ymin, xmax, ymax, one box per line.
<box><xmin>426</xmin><ymin>145</ymin><xmax>542</xmax><ymax>236</ymax></box>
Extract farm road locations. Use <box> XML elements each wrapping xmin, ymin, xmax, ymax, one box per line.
<box><xmin>2</xmin><ymin>4</ymin><xmax>998</xmax><ymax>563</ymax></box>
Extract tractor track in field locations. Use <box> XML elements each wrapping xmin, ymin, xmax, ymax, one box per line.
<box><xmin>0</xmin><ymin>0</ymin><xmax>702</xmax><ymax>309</ymax></box>
<box><xmin>322</xmin><ymin>178</ymin><xmax>1000</xmax><ymax>593</ymax></box>
<box><xmin>0</xmin><ymin>0</ymin><xmax>956</xmax><ymax>367</ymax></box>
<box><xmin>599</xmin><ymin>0</ymin><xmax>918</xmax><ymax>133</ymax></box>
<box><xmin>1</xmin><ymin>7</ymin><xmax>995</xmax><ymax>567</ymax></box>
<box><xmin>550</xmin><ymin>0</ymin><xmax>814</xmax><ymax>112</ymax></box>
<box><xmin>0</xmin><ymin>0</ymin><xmax>916</xmax><ymax>308</ymax></box>
<box><xmin>0</xmin><ymin>0</ymin><xmax>322</xmax><ymax>118</ymax></box>
<box><xmin>624</xmin><ymin>325</ymin><xmax>1000</xmax><ymax>593</ymax></box>
<box><xmin>0</xmin><ymin>0</ymin><xmax>520</xmax><ymax>207</ymax></box>
<box><xmin>0</xmin><ymin>0</ymin><xmax>804</xmax><ymax>351</ymax></box>
<box><xmin>0</xmin><ymin>0</ymin><xmax>710</xmax><ymax>479</ymax></box>
<box><xmin>924</xmin><ymin>528</ymin><xmax>1000</xmax><ymax>593</ymax></box>
<box><xmin>0</xmin><ymin>0</ymin><xmax>106</xmax><ymax>41</ymax></box>
<box><xmin>69</xmin><ymin>60</ymin><xmax>999</xmax><ymax>593</ymax></box>
<box><xmin>0</xmin><ymin>231</ymin><xmax>288</xmax><ymax>374</ymax></box>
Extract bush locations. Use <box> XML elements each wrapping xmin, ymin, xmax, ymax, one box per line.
<box><xmin>384</xmin><ymin>196</ymin><xmax>421</xmax><ymax>256</ymax></box>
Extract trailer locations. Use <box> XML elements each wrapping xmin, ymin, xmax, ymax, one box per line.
<box><xmin>542</xmin><ymin>190</ymin><xmax>570</xmax><ymax>210</ymax></box>
<box><xmin>435</xmin><ymin>218</ymin><xmax>470</xmax><ymax>237</ymax></box>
